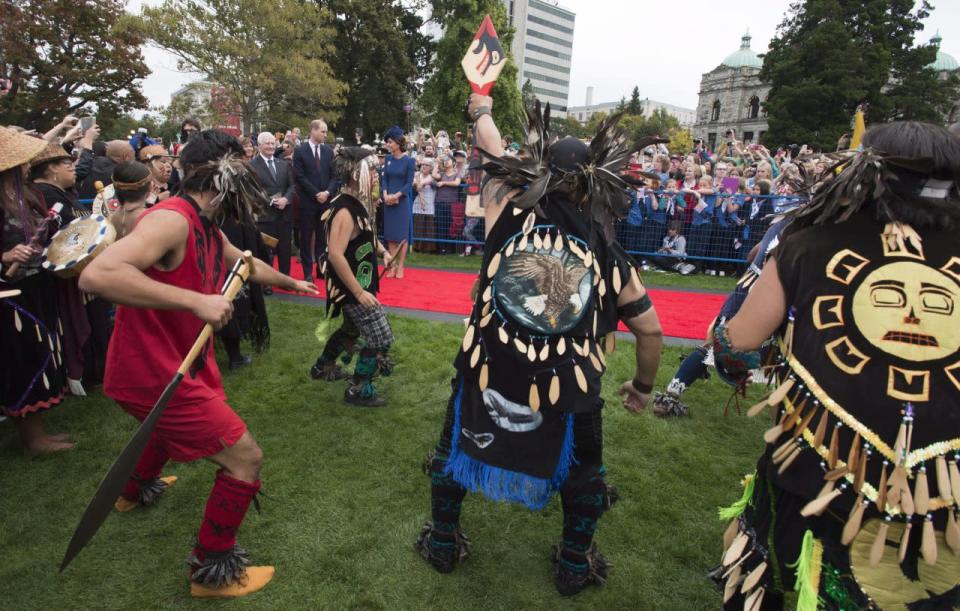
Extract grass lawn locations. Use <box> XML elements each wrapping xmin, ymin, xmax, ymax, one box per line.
<box><xmin>404</xmin><ymin>250</ymin><xmax>739</xmax><ymax>293</ymax></box>
<box><xmin>0</xmin><ymin>300</ymin><xmax>768</xmax><ymax>610</ymax></box>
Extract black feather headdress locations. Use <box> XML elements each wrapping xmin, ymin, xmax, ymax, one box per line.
<box><xmin>199</xmin><ymin>156</ymin><xmax>268</xmax><ymax>227</ymax></box>
<box><xmin>788</xmin><ymin>149</ymin><xmax>960</xmax><ymax>230</ymax></box>
<box><xmin>478</xmin><ymin>101</ymin><xmax>667</xmax><ymax>244</ymax></box>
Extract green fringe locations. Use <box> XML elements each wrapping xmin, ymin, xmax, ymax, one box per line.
<box><xmin>787</xmin><ymin>529</ymin><xmax>823</xmax><ymax>611</ymax></box>
<box><xmin>717</xmin><ymin>472</ymin><xmax>756</xmax><ymax>521</ymax></box>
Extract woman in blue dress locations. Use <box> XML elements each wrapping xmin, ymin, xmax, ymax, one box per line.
<box><xmin>381</xmin><ymin>126</ymin><xmax>416</xmax><ymax>278</ymax></box>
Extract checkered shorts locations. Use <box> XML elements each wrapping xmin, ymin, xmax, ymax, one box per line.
<box><xmin>342</xmin><ymin>302</ymin><xmax>394</xmax><ymax>349</ymax></box>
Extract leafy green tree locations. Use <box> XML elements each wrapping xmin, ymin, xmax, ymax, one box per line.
<box><xmin>553</xmin><ymin>114</ymin><xmax>587</xmax><ymax>139</ymax></box>
<box><xmin>135</xmin><ymin>0</ymin><xmax>346</xmax><ymax>134</ymax></box>
<box><xmin>667</xmin><ymin>128</ymin><xmax>693</xmax><ymax>155</ymax></box>
<box><xmin>628</xmin><ymin>86</ymin><xmax>642</xmax><ymax>115</ymax></box>
<box><xmin>0</xmin><ymin>0</ymin><xmax>149</xmax><ymax>128</ymax></box>
<box><xmin>761</xmin><ymin>0</ymin><xmax>958</xmax><ymax>150</ymax></box>
<box><xmin>419</xmin><ymin>0</ymin><xmax>524</xmax><ymax>140</ymax></box>
<box><xmin>615</xmin><ymin>97</ymin><xmax>627</xmax><ymax>113</ymax></box>
<box><xmin>642</xmin><ymin>107</ymin><xmax>681</xmax><ymax>139</ymax></box>
<box><xmin>521</xmin><ymin>78</ymin><xmax>536</xmax><ymax>111</ymax></box>
<box><xmin>323</xmin><ymin>0</ymin><xmax>433</xmax><ymax>142</ymax></box>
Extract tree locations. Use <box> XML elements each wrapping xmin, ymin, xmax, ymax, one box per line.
<box><xmin>135</xmin><ymin>0</ymin><xmax>346</xmax><ymax>134</ymax></box>
<box><xmin>553</xmin><ymin>115</ymin><xmax>587</xmax><ymax>139</ymax></box>
<box><xmin>761</xmin><ymin>0</ymin><xmax>958</xmax><ymax>150</ymax></box>
<box><xmin>521</xmin><ymin>78</ymin><xmax>536</xmax><ymax>111</ymax></box>
<box><xmin>419</xmin><ymin>0</ymin><xmax>524</xmax><ymax>140</ymax></box>
<box><xmin>667</xmin><ymin>128</ymin><xmax>693</xmax><ymax>155</ymax></box>
<box><xmin>323</xmin><ymin>0</ymin><xmax>433</xmax><ymax>142</ymax></box>
<box><xmin>642</xmin><ymin>107</ymin><xmax>681</xmax><ymax>139</ymax></box>
<box><xmin>615</xmin><ymin>97</ymin><xmax>627</xmax><ymax>113</ymax></box>
<box><xmin>627</xmin><ymin>86</ymin><xmax>642</xmax><ymax>115</ymax></box>
<box><xmin>0</xmin><ymin>0</ymin><xmax>149</xmax><ymax>128</ymax></box>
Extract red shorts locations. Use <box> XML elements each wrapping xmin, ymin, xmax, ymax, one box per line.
<box><xmin>119</xmin><ymin>397</ymin><xmax>247</xmax><ymax>463</ymax></box>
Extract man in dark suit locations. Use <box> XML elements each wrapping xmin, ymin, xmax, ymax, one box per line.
<box><xmin>251</xmin><ymin>131</ymin><xmax>295</xmax><ymax>281</ymax></box>
<box><xmin>293</xmin><ymin>119</ymin><xmax>340</xmax><ymax>282</ymax></box>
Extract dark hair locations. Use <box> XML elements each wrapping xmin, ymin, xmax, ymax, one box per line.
<box><xmin>92</xmin><ymin>140</ymin><xmax>107</xmax><ymax>157</ymax></box>
<box><xmin>861</xmin><ymin>121</ymin><xmax>960</xmax><ymax>230</ymax></box>
<box><xmin>112</xmin><ymin>161</ymin><xmax>152</xmax><ymax>204</ymax></box>
<box><xmin>755</xmin><ymin>178</ymin><xmax>772</xmax><ymax>195</ymax></box>
<box><xmin>668</xmin><ymin>219</ymin><xmax>683</xmax><ymax>233</ymax></box>
<box><xmin>387</xmin><ymin>135</ymin><xmax>406</xmax><ymax>149</ymax></box>
<box><xmin>181</xmin><ymin>117</ymin><xmax>202</xmax><ymax>131</ymax></box>
<box><xmin>28</xmin><ymin>160</ymin><xmax>56</xmax><ymax>182</ymax></box>
<box><xmin>179</xmin><ymin>129</ymin><xmax>243</xmax><ymax>193</ymax></box>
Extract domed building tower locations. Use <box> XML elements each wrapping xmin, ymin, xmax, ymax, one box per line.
<box><xmin>927</xmin><ymin>32</ymin><xmax>959</xmax><ymax>123</ymax></box>
<box><xmin>692</xmin><ymin>32</ymin><xmax>770</xmax><ymax>151</ymax></box>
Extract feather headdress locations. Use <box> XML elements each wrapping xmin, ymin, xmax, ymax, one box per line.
<box><xmin>788</xmin><ymin>149</ymin><xmax>960</xmax><ymax>229</ymax></box>
<box><xmin>478</xmin><ymin>100</ymin><xmax>667</xmax><ymax>243</ymax></box>
<box><xmin>191</xmin><ymin>156</ymin><xmax>267</xmax><ymax>227</ymax></box>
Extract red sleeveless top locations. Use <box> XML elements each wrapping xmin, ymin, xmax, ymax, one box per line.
<box><xmin>104</xmin><ymin>197</ymin><xmax>227</xmax><ymax>406</ymax></box>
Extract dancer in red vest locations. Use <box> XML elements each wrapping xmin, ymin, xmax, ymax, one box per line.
<box><xmin>80</xmin><ymin>130</ymin><xmax>316</xmax><ymax>598</ymax></box>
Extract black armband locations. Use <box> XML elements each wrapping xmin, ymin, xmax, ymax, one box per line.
<box><xmin>617</xmin><ymin>293</ymin><xmax>653</xmax><ymax>319</ymax></box>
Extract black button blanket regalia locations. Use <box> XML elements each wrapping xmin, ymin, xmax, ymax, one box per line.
<box><xmin>445</xmin><ymin>193</ymin><xmax>638</xmax><ymax>510</ymax></box>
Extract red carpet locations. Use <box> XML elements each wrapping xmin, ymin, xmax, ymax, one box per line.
<box><xmin>275</xmin><ymin>264</ymin><xmax>724</xmax><ymax>341</ymax></box>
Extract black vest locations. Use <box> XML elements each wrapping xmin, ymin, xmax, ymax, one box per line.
<box><xmin>323</xmin><ymin>193</ymin><xmax>379</xmax><ymax>317</ymax></box>
<box><xmin>454</xmin><ymin>195</ymin><xmax>639</xmax><ymax>414</ymax></box>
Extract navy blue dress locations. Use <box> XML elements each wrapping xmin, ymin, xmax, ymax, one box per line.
<box><xmin>381</xmin><ymin>154</ymin><xmax>416</xmax><ymax>243</ymax></box>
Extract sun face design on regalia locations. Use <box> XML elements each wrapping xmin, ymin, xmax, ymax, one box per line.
<box><xmin>811</xmin><ymin>222</ymin><xmax>960</xmax><ymax>402</ymax></box>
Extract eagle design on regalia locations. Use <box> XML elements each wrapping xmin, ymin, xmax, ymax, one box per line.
<box><xmin>505</xmin><ymin>252</ymin><xmax>589</xmax><ymax>328</ymax></box>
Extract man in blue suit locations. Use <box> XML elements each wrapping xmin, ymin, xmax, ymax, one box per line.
<box><xmin>293</xmin><ymin>119</ymin><xmax>340</xmax><ymax>282</ymax></box>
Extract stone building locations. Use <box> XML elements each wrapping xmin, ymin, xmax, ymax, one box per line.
<box><xmin>692</xmin><ymin>32</ymin><xmax>769</xmax><ymax>151</ymax></box>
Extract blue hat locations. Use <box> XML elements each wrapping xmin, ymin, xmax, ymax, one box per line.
<box><xmin>384</xmin><ymin>126</ymin><xmax>404</xmax><ymax>143</ymax></box>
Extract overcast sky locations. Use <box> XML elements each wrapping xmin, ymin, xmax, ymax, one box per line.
<box><xmin>136</xmin><ymin>0</ymin><xmax>960</xmax><ymax>112</ymax></box>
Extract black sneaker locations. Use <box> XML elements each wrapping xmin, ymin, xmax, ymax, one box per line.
<box><xmin>310</xmin><ymin>361</ymin><xmax>350</xmax><ymax>381</ymax></box>
<box><xmin>344</xmin><ymin>385</ymin><xmax>386</xmax><ymax>407</ymax></box>
<box><xmin>552</xmin><ymin>543</ymin><xmax>610</xmax><ymax>596</ymax></box>
<box><xmin>415</xmin><ymin>521</ymin><xmax>471</xmax><ymax>574</ymax></box>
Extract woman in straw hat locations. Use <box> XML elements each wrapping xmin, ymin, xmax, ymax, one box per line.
<box><xmin>0</xmin><ymin>126</ymin><xmax>73</xmax><ymax>453</ymax></box>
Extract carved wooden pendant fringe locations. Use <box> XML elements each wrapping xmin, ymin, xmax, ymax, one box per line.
<box><xmin>777</xmin><ymin>445</ymin><xmax>803</xmax><ymax>474</ymax></box>
<box><xmin>528</xmin><ymin>382</ymin><xmax>541</xmax><ymax>413</ymax></box>
<box><xmin>480</xmin><ymin>312</ymin><xmax>493</xmax><ymax>328</ymax></box>
<box><xmin>936</xmin><ymin>456</ymin><xmax>951</xmax><ymax>503</ymax></box>
<box><xmin>479</xmin><ymin>364</ymin><xmax>489</xmax><ymax>391</ymax></box>
<box><xmin>518</xmin><ymin>233</ymin><xmax>529</xmax><ymax>251</ymax></box>
<box><xmin>612</xmin><ymin>265</ymin><xmax>622</xmax><ymax>294</ymax></box>
<box><xmin>812</xmin><ymin>410</ymin><xmax>829</xmax><ymax>449</ymax></box>
<box><xmin>898</xmin><ymin>519</ymin><xmax>913</xmax><ymax>563</ymax></box>
<box><xmin>505</xmin><ymin>240</ymin><xmax>516</xmax><ymax>257</ymax></box>
<box><xmin>801</xmin><ymin>481</ymin><xmax>840</xmax><ymax>517</ymax></box>
<box><xmin>557</xmin><ymin>336</ymin><xmax>566</xmax><ymax>356</ymax></box>
<box><xmin>723</xmin><ymin>519</ymin><xmax>739</xmax><ymax>551</ymax></box>
<box><xmin>723</xmin><ymin>532</ymin><xmax>749</xmax><ymax>567</ymax></box>
<box><xmin>543</xmin><ymin>232</ymin><xmax>552</xmax><ymax>251</ymax></box>
<box><xmin>605</xmin><ymin>333</ymin><xmax>616</xmax><ymax>355</ymax></box>
<box><xmin>482</xmin><ymin>285</ymin><xmax>492</xmax><ymax>302</ymax></box>
<box><xmin>487</xmin><ymin>252</ymin><xmax>501</xmax><ymax>278</ymax></box>
<box><xmin>846</xmin><ymin>432</ymin><xmax>861</xmax><ymax>475</ymax></box>
<box><xmin>470</xmin><ymin>344</ymin><xmax>482</xmax><ymax>369</ymax></box>
<box><xmin>781</xmin><ymin>399</ymin><xmax>807</xmax><ymax>431</ymax></box>
<box><xmin>887</xmin><ymin>465</ymin><xmax>907</xmax><ymax>511</ymax></box>
<box><xmin>824</xmin><ymin>466</ymin><xmax>849</xmax><ymax>482</ymax></box>
<box><xmin>854</xmin><ymin>448</ymin><xmax>869</xmax><ymax>491</ymax></box>
<box><xmin>768</xmin><ymin>378</ymin><xmax>795</xmax><ymax>406</ymax></box>
<box><xmin>772</xmin><ymin>439</ymin><xmax>798</xmax><ymax>464</ymax></box>
<box><xmin>945</xmin><ymin>509</ymin><xmax>960</xmax><ymax>554</ymax></box>
<box><xmin>744</xmin><ymin>586</ymin><xmax>765</xmax><ymax>611</ymax></box>
<box><xmin>894</xmin><ymin>420</ymin><xmax>908</xmax><ymax>464</ymax></box>
<box><xmin>42</xmin><ymin>372</ymin><xmax>49</xmax><ymax>389</ymax></box>
<box><xmin>876</xmin><ymin>461</ymin><xmax>889</xmax><ymax>513</ymax></box>
<box><xmin>555</xmin><ymin>234</ymin><xmax>564</xmax><ymax>251</ymax></box>
<box><xmin>763</xmin><ymin>423</ymin><xmax>784</xmax><ymax>444</ymax></box>
<box><xmin>583</xmin><ymin>250</ymin><xmax>593</xmax><ymax>268</ymax></box>
<box><xmin>841</xmin><ymin>496</ymin><xmax>866</xmax><ymax>545</ymax></box>
<box><xmin>498</xmin><ymin>326</ymin><xmax>509</xmax><ymax>344</ymax></box>
<box><xmin>568</xmin><ymin>239</ymin><xmax>584</xmax><ymax>259</ymax></box>
<box><xmin>514</xmin><ymin>337</ymin><xmax>527</xmax><ymax>354</ymax></box>
<box><xmin>522</xmin><ymin>212</ymin><xmax>536</xmax><ymax>234</ymax></box>
<box><xmin>588</xmin><ymin>351</ymin><xmax>603</xmax><ymax>373</ymax></box>
<box><xmin>895</xmin><ymin>466</ymin><xmax>915</xmax><ymax>517</ymax></box>
<box><xmin>949</xmin><ymin>460</ymin><xmax>960</xmax><ymax>505</ymax></box>
<box><xmin>914</xmin><ymin>468</ymin><xmax>930</xmax><ymax>515</ymax></box>
<box><xmin>574</xmin><ymin>364</ymin><xmax>587</xmax><ymax>392</ymax></box>
<box><xmin>595</xmin><ymin>344</ymin><xmax>607</xmax><ymax>368</ymax></box>
<box><xmin>512</xmin><ymin>205</ymin><xmax>523</xmax><ymax>216</ymax></box>
<box><xmin>34</xmin><ymin>323</ymin><xmax>41</xmax><ymax>343</ymax></box>
<box><xmin>723</xmin><ymin>565</ymin><xmax>742</xmax><ymax>603</ymax></box>
<box><xmin>462</xmin><ymin>325</ymin><xmax>475</xmax><ymax>352</ymax></box>
<box><xmin>870</xmin><ymin>519</ymin><xmax>890</xmax><ymax>566</ymax></box>
<box><xmin>549</xmin><ymin>373</ymin><xmax>560</xmax><ymax>405</ymax></box>
<box><xmin>793</xmin><ymin>409</ymin><xmax>817</xmax><ymax>442</ymax></box>
<box><xmin>533</xmin><ymin>232</ymin><xmax>543</xmax><ymax>250</ymax></box>
<box><xmin>526</xmin><ymin>343</ymin><xmax>536</xmax><ymax>362</ymax></box>
<box><xmin>598</xmin><ymin>278</ymin><xmax>606</xmax><ymax>297</ymax></box>
<box><xmin>539</xmin><ymin>343</ymin><xmax>550</xmax><ymax>362</ymax></box>
<box><xmin>573</xmin><ymin>341</ymin><xmax>585</xmax><ymax>357</ymax></box>
<box><xmin>740</xmin><ymin>561</ymin><xmax>767</xmax><ymax>594</ymax></box>
<box><xmin>747</xmin><ymin>396</ymin><xmax>773</xmax><ymax>418</ymax></box>
<box><xmin>921</xmin><ymin>516</ymin><xmax>938</xmax><ymax>565</ymax></box>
